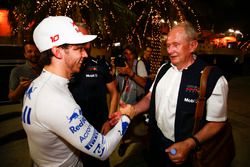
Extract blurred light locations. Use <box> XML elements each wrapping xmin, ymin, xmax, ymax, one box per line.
<box><xmin>0</xmin><ymin>10</ymin><xmax>12</xmax><ymax>36</ymax></box>
<box><xmin>227</xmin><ymin>28</ymin><xmax>243</xmax><ymax>39</ymax></box>
<box><xmin>113</xmin><ymin>42</ymin><xmax>121</xmax><ymax>47</ymax></box>
<box><xmin>235</xmin><ymin>30</ymin><xmax>240</xmax><ymax>34</ymax></box>
<box><xmin>160</xmin><ymin>19</ymin><xmax>165</xmax><ymax>23</ymax></box>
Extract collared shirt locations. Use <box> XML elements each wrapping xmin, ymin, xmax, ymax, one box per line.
<box><xmin>150</xmin><ymin>64</ymin><xmax>228</xmax><ymax>141</ymax></box>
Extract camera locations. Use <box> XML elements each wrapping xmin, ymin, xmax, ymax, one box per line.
<box><xmin>114</xmin><ymin>54</ymin><xmax>126</xmax><ymax>67</ymax></box>
<box><xmin>111</xmin><ymin>42</ymin><xmax>126</xmax><ymax>67</ymax></box>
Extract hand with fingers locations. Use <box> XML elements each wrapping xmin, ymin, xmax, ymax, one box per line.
<box><xmin>117</xmin><ymin>62</ymin><xmax>134</xmax><ymax>77</ymax></box>
<box><xmin>165</xmin><ymin>138</ymin><xmax>195</xmax><ymax>165</ymax></box>
<box><xmin>101</xmin><ymin>121</ymin><xmax>111</xmax><ymax>135</ymax></box>
<box><xmin>109</xmin><ymin>100</ymin><xmax>136</xmax><ymax>127</ymax></box>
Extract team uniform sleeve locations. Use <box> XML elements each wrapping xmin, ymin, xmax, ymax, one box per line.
<box><xmin>39</xmin><ymin>101</ymin><xmax>130</xmax><ymax>160</ymax></box>
<box><xmin>206</xmin><ymin>76</ymin><xmax>228</xmax><ymax>121</ymax></box>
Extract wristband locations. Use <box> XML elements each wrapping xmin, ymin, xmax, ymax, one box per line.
<box><xmin>121</xmin><ymin>105</ymin><xmax>136</xmax><ymax>121</ymax></box>
<box><xmin>122</xmin><ymin>114</ymin><xmax>131</xmax><ymax>120</ymax></box>
<box><xmin>191</xmin><ymin>136</ymin><xmax>201</xmax><ymax>151</ymax></box>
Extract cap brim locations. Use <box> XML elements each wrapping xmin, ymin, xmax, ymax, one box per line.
<box><xmin>69</xmin><ymin>34</ymin><xmax>97</xmax><ymax>45</ymax></box>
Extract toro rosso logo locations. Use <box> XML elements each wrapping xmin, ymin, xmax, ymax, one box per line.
<box><xmin>67</xmin><ymin>108</ymin><xmax>82</xmax><ymax>123</ymax></box>
<box><xmin>25</xmin><ymin>86</ymin><xmax>37</xmax><ymax>100</ymax></box>
<box><xmin>118</xmin><ymin>118</ymin><xmax>129</xmax><ymax>136</ymax></box>
<box><xmin>67</xmin><ymin>108</ymin><xmax>87</xmax><ymax>134</ymax></box>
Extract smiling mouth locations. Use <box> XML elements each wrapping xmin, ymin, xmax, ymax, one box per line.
<box><xmin>79</xmin><ymin>58</ymin><xmax>84</xmax><ymax>64</ymax></box>
<box><xmin>169</xmin><ymin>55</ymin><xmax>177</xmax><ymax>59</ymax></box>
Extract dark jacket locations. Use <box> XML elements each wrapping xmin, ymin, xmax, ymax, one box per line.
<box><xmin>148</xmin><ymin>58</ymin><xmax>223</xmax><ymax>167</ymax></box>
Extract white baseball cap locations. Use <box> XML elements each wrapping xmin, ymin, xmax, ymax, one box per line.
<box><xmin>33</xmin><ymin>16</ymin><xmax>97</xmax><ymax>52</ymax></box>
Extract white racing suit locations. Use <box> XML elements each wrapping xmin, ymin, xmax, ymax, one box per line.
<box><xmin>22</xmin><ymin>69</ymin><xmax>130</xmax><ymax>167</ymax></box>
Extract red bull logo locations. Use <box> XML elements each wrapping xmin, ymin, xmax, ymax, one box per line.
<box><xmin>67</xmin><ymin>108</ymin><xmax>82</xmax><ymax>123</ymax></box>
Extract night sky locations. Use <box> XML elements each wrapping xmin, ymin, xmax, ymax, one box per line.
<box><xmin>0</xmin><ymin>0</ymin><xmax>249</xmax><ymax>35</ymax></box>
<box><xmin>191</xmin><ymin>0</ymin><xmax>249</xmax><ymax>35</ymax></box>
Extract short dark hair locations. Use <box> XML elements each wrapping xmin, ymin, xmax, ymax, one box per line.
<box><xmin>23</xmin><ymin>40</ymin><xmax>36</xmax><ymax>47</ymax></box>
<box><xmin>39</xmin><ymin>44</ymin><xmax>72</xmax><ymax>66</ymax></box>
<box><xmin>22</xmin><ymin>40</ymin><xmax>36</xmax><ymax>53</ymax></box>
<box><xmin>39</xmin><ymin>49</ymin><xmax>53</xmax><ymax>66</ymax></box>
<box><xmin>123</xmin><ymin>45</ymin><xmax>137</xmax><ymax>56</ymax></box>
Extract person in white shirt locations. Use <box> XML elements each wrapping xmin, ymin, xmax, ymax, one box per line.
<box><xmin>22</xmin><ymin>16</ymin><xmax>135</xmax><ymax>167</ymax></box>
<box><xmin>112</xmin><ymin>21</ymin><xmax>228</xmax><ymax>167</ymax></box>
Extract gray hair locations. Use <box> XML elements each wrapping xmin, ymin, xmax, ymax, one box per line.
<box><xmin>172</xmin><ymin>21</ymin><xmax>198</xmax><ymax>40</ymax></box>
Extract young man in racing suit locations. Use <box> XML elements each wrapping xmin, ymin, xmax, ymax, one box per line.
<box><xmin>22</xmin><ymin>16</ymin><xmax>135</xmax><ymax>167</ymax></box>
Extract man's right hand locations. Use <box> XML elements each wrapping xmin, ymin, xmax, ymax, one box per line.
<box><xmin>109</xmin><ymin>112</ymin><xmax>122</xmax><ymax>127</ymax></box>
<box><xmin>108</xmin><ymin>100</ymin><xmax>136</xmax><ymax>126</ymax></box>
<box><xmin>119</xmin><ymin>100</ymin><xmax>136</xmax><ymax>120</ymax></box>
<box><xmin>101</xmin><ymin>121</ymin><xmax>111</xmax><ymax>135</ymax></box>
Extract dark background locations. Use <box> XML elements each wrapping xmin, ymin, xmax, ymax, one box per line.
<box><xmin>190</xmin><ymin>0</ymin><xmax>249</xmax><ymax>34</ymax></box>
<box><xmin>0</xmin><ymin>0</ymin><xmax>249</xmax><ymax>34</ymax></box>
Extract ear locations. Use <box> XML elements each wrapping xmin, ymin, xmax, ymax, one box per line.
<box><xmin>190</xmin><ymin>40</ymin><xmax>198</xmax><ymax>53</ymax></box>
<box><xmin>51</xmin><ymin>46</ymin><xmax>63</xmax><ymax>59</ymax></box>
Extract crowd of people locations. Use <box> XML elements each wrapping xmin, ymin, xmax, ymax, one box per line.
<box><xmin>8</xmin><ymin>15</ymin><xmax>230</xmax><ymax>167</ymax></box>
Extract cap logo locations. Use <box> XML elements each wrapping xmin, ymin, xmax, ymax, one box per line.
<box><xmin>50</xmin><ymin>34</ymin><xmax>59</xmax><ymax>43</ymax></box>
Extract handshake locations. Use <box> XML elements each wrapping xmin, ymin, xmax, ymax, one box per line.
<box><xmin>109</xmin><ymin>100</ymin><xmax>137</xmax><ymax>126</ymax></box>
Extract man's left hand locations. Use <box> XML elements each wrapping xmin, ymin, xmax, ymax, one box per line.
<box><xmin>165</xmin><ymin>138</ymin><xmax>195</xmax><ymax>165</ymax></box>
<box><xmin>117</xmin><ymin>62</ymin><xmax>133</xmax><ymax>76</ymax></box>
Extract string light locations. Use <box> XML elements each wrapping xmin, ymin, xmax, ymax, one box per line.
<box><xmin>10</xmin><ymin>0</ymin><xmax>201</xmax><ymax>72</ymax></box>
<box><xmin>127</xmin><ymin>0</ymin><xmax>201</xmax><ymax>75</ymax></box>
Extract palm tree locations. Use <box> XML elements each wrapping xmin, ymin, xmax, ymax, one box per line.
<box><xmin>8</xmin><ymin>0</ymin><xmax>135</xmax><ymax>47</ymax></box>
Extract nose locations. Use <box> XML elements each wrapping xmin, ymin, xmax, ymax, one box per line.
<box><xmin>167</xmin><ymin>45</ymin><xmax>174</xmax><ymax>55</ymax></box>
<box><xmin>30</xmin><ymin>52</ymin><xmax>39</xmax><ymax>57</ymax></box>
<box><xmin>33</xmin><ymin>51</ymin><xmax>39</xmax><ymax>57</ymax></box>
<box><xmin>81</xmin><ymin>49</ymin><xmax>88</xmax><ymax>58</ymax></box>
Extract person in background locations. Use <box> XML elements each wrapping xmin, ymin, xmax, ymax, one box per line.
<box><xmin>112</xmin><ymin>21</ymin><xmax>228</xmax><ymax>167</ymax></box>
<box><xmin>137</xmin><ymin>46</ymin><xmax>153</xmax><ymax>125</ymax></box>
<box><xmin>69</xmin><ymin>23</ymin><xmax>119</xmax><ymax>167</ymax></box>
<box><xmin>116</xmin><ymin>45</ymin><xmax>148</xmax><ymax>104</ymax></box>
<box><xmin>22</xmin><ymin>16</ymin><xmax>135</xmax><ymax>167</ymax></box>
<box><xmin>114</xmin><ymin>45</ymin><xmax>148</xmax><ymax>156</ymax></box>
<box><xmin>8</xmin><ymin>40</ymin><xmax>41</xmax><ymax>102</ymax></box>
<box><xmin>139</xmin><ymin>46</ymin><xmax>153</xmax><ymax>92</ymax></box>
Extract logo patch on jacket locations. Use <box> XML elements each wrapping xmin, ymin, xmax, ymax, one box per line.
<box><xmin>184</xmin><ymin>98</ymin><xmax>197</xmax><ymax>103</ymax></box>
<box><xmin>184</xmin><ymin>85</ymin><xmax>199</xmax><ymax>103</ymax></box>
<box><xmin>185</xmin><ymin>85</ymin><xmax>199</xmax><ymax>93</ymax></box>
